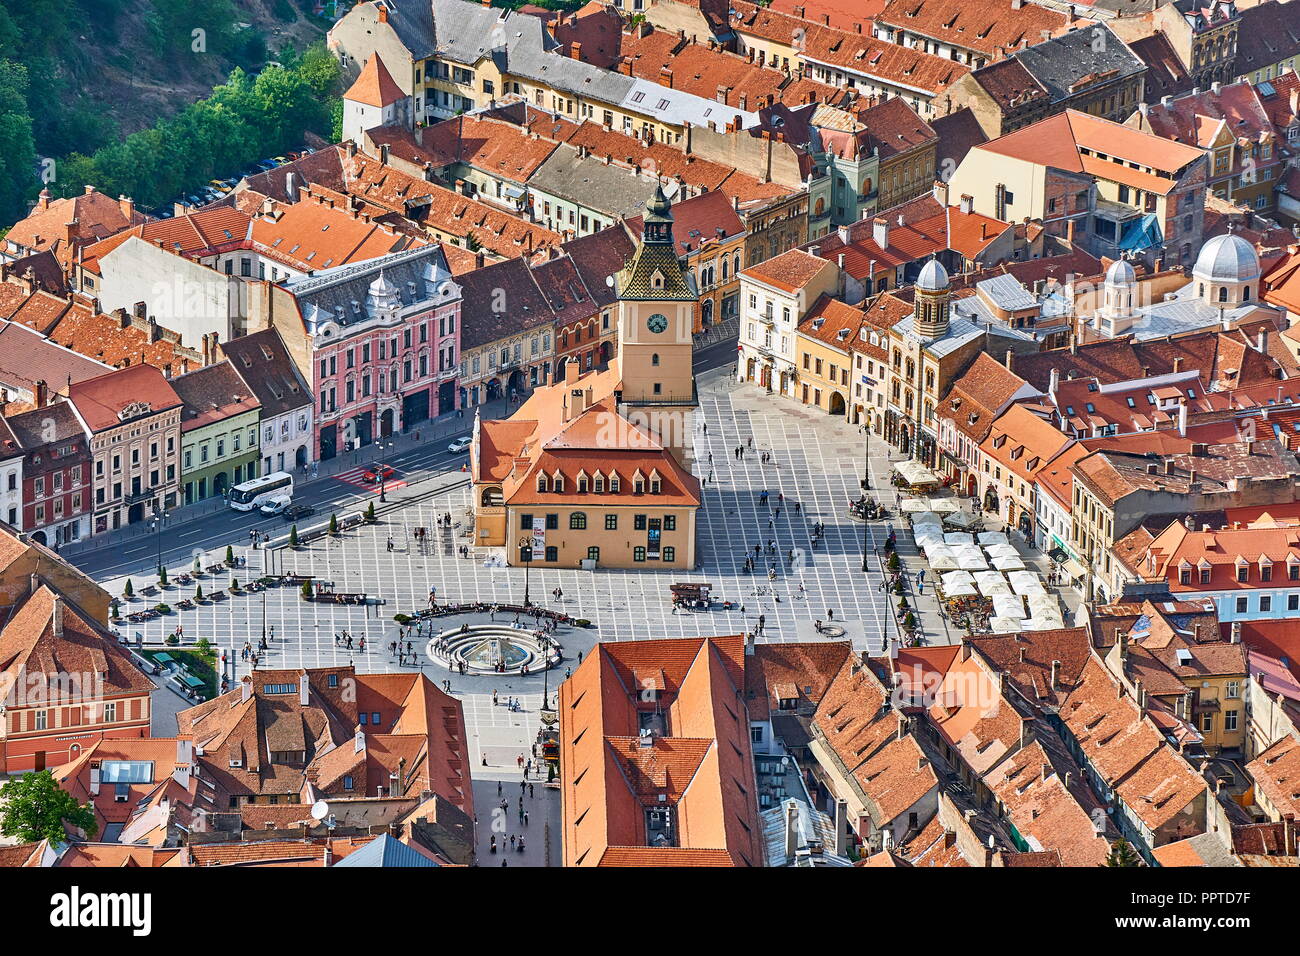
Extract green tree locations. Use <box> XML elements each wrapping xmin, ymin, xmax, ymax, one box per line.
<box><xmin>195</xmin><ymin>584</ymin><xmax>204</xmax><ymax>601</ymax></box>
<box><xmin>365</xmin><ymin>500</ymin><xmax>376</xmax><ymax>522</ymax></box>
<box><xmin>123</xmin><ymin>578</ymin><xmax>134</xmax><ymax>598</ymax></box>
<box><xmin>225</xmin><ymin>545</ymin><xmax>235</xmax><ymax>565</ymax></box>
<box><xmin>0</xmin><ymin>770</ymin><xmax>98</xmax><ymax>843</ymax></box>
<box><xmin>0</xmin><ymin>59</ymin><xmax>36</xmax><ymax>223</ymax></box>
<box><xmin>328</xmin><ymin>513</ymin><xmax>338</xmax><ymax>535</ymax></box>
<box><xmin>158</xmin><ymin>565</ymin><xmax>168</xmax><ymax>586</ymax></box>
<box><xmin>1104</xmin><ymin>840</ymin><xmax>1142</xmax><ymax>867</ymax></box>
<box><xmin>301</xmin><ymin>580</ymin><xmax>313</xmax><ymax>600</ymax></box>
<box><xmin>289</xmin><ymin>524</ymin><xmax>299</xmax><ymax>547</ymax></box>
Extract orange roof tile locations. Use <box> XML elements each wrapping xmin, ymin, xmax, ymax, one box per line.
<box><xmin>345</xmin><ymin>54</ymin><xmax>407</xmax><ymax>109</ymax></box>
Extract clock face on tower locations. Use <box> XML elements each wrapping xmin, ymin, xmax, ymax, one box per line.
<box><xmin>647</xmin><ymin>313</ymin><xmax>669</xmax><ymax>334</ymax></box>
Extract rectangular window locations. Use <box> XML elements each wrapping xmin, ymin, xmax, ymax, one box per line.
<box><xmin>605</xmin><ymin>514</ymin><xmax>617</xmax><ymax>530</ymax></box>
<box><xmin>634</xmin><ymin>514</ymin><xmax>647</xmax><ymax>530</ymax></box>
<box><xmin>664</xmin><ymin>515</ymin><xmax>676</xmax><ymax>532</ymax></box>
<box><xmin>633</xmin><ymin>546</ymin><xmax>646</xmax><ymax>562</ymax></box>
<box><xmin>662</xmin><ymin>546</ymin><xmax>676</xmax><ymax>562</ymax></box>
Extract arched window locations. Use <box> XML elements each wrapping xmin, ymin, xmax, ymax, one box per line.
<box><xmin>569</xmin><ymin>512</ymin><xmax>587</xmax><ymax>529</ymax></box>
<box><xmin>1244</xmin><ymin>285</ymin><xmax>1251</xmax><ymax>300</ymax></box>
<box><xmin>651</xmin><ymin>353</ymin><xmax>660</xmax><ymax>366</ymax></box>
<box><xmin>1218</xmin><ymin>286</ymin><xmax>1228</xmax><ymax>302</ymax></box>
<box><xmin>536</xmin><ymin>474</ymin><xmax>548</xmax><ymax>493</ymax></box>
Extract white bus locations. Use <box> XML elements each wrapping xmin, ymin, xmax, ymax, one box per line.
<box><xmin>228</xmin><ymin>472</ymin><xmax>294</xmax><ymax>511</ymax></box>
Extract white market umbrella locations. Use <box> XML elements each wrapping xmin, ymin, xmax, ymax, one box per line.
<box><xmin>978</xmin><ymin>531</ymin><xmax>1009</xmax><ymax>547</ymax></box>
<box><xmin>928</xmin><ymin>551</ymin><xmax>960</xmax><ymax>572</ymax></box>
<box><xmin>930</xmin><ymin>499</ymin><xmax>961</xmax><ymax>513</ymax></box>
<box><xmin>992</xmin><ymin>554</ymin><xmax>1026</xmax><ymax>572</ymax></box>
<box><xmin>953</xmin><ymin>546</ymin><xmax>990</xmax><ymax>571</ymax></box>
<box><xmin>993</xmin><ymin>594</ymin><xmax>1025</xmax><ymax>618</ymax></box>
<box><xmin>944</xmin><ymin>532</ymin><xmax>976</xmax><ymax>547</ymax></box>
<box><xmin>984</xmin><ymin>542</ymin><xmax>1019</xmax><ymax>559</ymax></box>
<box><xmin>900</xmin><ymin>498</ymin><xmax>930</xmax><ymax>513</ymax></box>
<box><xmin>974</xmin><ymin>570</ymin><xmax>1012</xmax><ymax>595</ymax></box>
<box><xmin>943</xmin><ymin>511</ymin><xmax>980</xmax><ymax>529</ymax></box>
<box><xmin>941</xmin><ymin>570</ymin><xmax>976</xmax><ymax>590</ymax></box>
<box><xmin>988</xmin><ymin>616</ymin><xmax>1024</xmax><ymax>633</ymax></box>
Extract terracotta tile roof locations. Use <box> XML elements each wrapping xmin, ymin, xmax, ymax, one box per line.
<box><xmin>345</xmin><ymin>53</ymin><xmax>407</xmax><ymax>109</ymax></box>
<box><xmin>741</xmin><ymin>247</ymin><xmax>832</xmax><ymax>293</ymax></box>
<box><xmin>0</xmin><ymin>585</ymin><xmax>155</xmax><ymax>701</ymax></box>
<box><xmin>876</xmin><ymin>0</ymin><xmax>1071</xmax><ymax>60</ymax></box>
<box><xmin>219</xmin><ymin>328</ymin><xmax>312</xmax><ymax>417</ymax></box>
<box><xmin>342</xmin><ymin>152</ymin><xmax>562</xmax><ymax>259</ymax></box>
<box><xmin>550</xmin><ymin>3</ymin><xmax>623</xmax><ymax>70</ymax></box>
<box><xmin>0</xmin><ymin>843</ymin><xmax>44</xmax><ymax>867</ymax></box>
<box><xmin>559</xmin><ymin>636</ymin><xmax>762</xmax><ymax>867</ymax></box>
<box><xmin>984</xmin><ymin>739</ymin><xmax>1111</xmax><ymax>867</ymax></box>
<box><xmin>968</xmin><ymin>627</ymin><xmax>1094</xmax><ymax>710</ymax></box>
<box><xmin>1122</xmin><ymin>515</ymin><xmax>1300</xmax><ymax>595</ymax></box>
<box><xmin>979</xmin><ymin>403</ymin><xmax>1074</xmax><ymax>485</ymax></box>
<box><xmin>977</xmin><ymin>110</ymin><xmax>1205</xmax><ymax>193</ymax></box>
<box><xmin>1247</xmin><ymin>735</ymin><xmax>1300</xmax><ymax>820</ymax></box>
<box><xmin>899</xmin><ymin>814</ymin><xmax>970</xmax><ymax>867</ymax></box>
<box><xmin>770</xmin><ymin>0</ymin><xmax>888</xmax><ymax>31</ymax></box>
<box><xmin>5</xmin><ymin>186</ymin><xmax>148</xmax><ymax>258</ymax></box>
<box><xmin>623</xmin><ymin>189</ymin><xmax>745</xmax><ymax>256</ymax></box>
<box><xmin>618</xmin><ymin>28</ymin><xmax>846</xmax><ymax>112</ymax></box>
<box><xmin>1130</xmin><ymin>32</ymin><xmax>1192</xmax><ymax>101</ymax></box>
<box><xmin>1059</xmin><ymin>657</ymin><xmax>1207</xmax><ymax>834</ymax></box>
<box><xmin>1136</xmin><ymin>81</ymin><xmax>1274</xmax><ymax>160</ymax></box>
<box><xmin>65</xmin><ymin>363</ymin><xmax>182</xmax><ymax>433</ymax></box>
<box><xmin>171</xmin><ymin>361</ymin><xmax>261</xmax><ymax>433</ymax></box>
<box><xmin>248</xmin><ymin>187</ymin><xmax>427</xmax><ymax>272</ymax></box>
<box><xmin>728</xmin><ymin>1</ymin><xmax>970</xmax><ymax>95</ymax></box>
<box><xmin>744</xmin><ymin>641</ymin><xmax>852</xmax><ymax>720</ymax></box>
<box><xmin>0</xmin><ymin>318</ymin><xmax>110</xmax><ymax>394</ymax></box>
<box><xmin>797</xmin><ymin>294</ymin><xmax>866</xmax><ymax>351</ymax></box>
<box><xmin>187</xmin><ymin>835</ymin><xmax>376</xmax><ymax>867</ymax></box>
<box><xmin>56</xmin><ymin>844</ymin><xmax>186</xmax><ymax>867</ymax></box>
<box><xmin>44</xmin><ymin>303</ymin><xmax>195</xmax><ymax>375</ymax></box>
<box><xmin>392</xmin><ymin>114</ymin><xmax>567</xmax><ymax>183</ymax></box>
<box><xmin>79</xmin><ymin>205</ymin><xmax>252</xmax><ymax>275</ymax></box>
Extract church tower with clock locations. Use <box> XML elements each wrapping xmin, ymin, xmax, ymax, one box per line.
<box><xmin>613</xmin><ymin>185</ymin><xmax>699</xmax><ymax>466</ymax></box>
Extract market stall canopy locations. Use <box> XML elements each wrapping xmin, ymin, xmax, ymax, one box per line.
<box><xmin>978</xmin><ymin>532</ymin><xmax>1009</xmax><ymax>547</ymax></box>
<box><xmin>929</xmin><ymin>498</ymin><xmax>961</xmax><ymax>513</ymax></box>
<box><xmin>894</xmin><ymin>459</ymin><xmax>940</xmax><ymax>486</ymax></box>
<box><xmin>942</xmin><ymin>511</ymin><xmax>980</xmax><ymax>529</ymax></box>
<box><xmin>944</xmin><ymin>532</ymin><xmax>975</xmax><ymax>547</ymax></box>
<box><xmin>991</xmin><ymin>554</ymin><xmax>1026</xmax><ymax>571</ymax></box>
<box><xmin>985</xmin><ymin>543</ymin><xmax>1020</xmax><ymax>560</ymax></box>
<box><xmin>1009</xmin><ymin>571</ymin><xmax>1047</xmax><ymax>596</ymax></box>
<box><xmin>900</xmin><ymin>498</ymin><xmax>930</xmax><ymax>513</ymax></box>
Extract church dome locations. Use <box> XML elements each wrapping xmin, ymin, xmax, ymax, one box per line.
<box><xmin>916</xmin><ymin>258</ymin><xmax>949</xmax><ymax>292</ymax></box>
<box><xmin>1105</xmin><ymin>258</ymin><xmax>1136</xmax><ymax>285</ymax></box>
<box><xmin>1192</xmin><ymin>234</ymin><xmax>1260</xmax><ymax>283</ymax></box>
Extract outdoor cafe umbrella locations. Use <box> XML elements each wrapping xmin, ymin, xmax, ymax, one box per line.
<box><xmin>993</xmin><ymin>594</ymin><xmax>1025</xmax><ymax>618</ymax></box>
<box><xmin>974</xmin><ymin>570</ymin><xmax>1012</xmax><ymax>595</ymax></box>
<box><xmin>984</xmin><ymin>542</ymin><xmax>1019</xmax><ymax>558</ymax></box>
<box><xmin>942</xmin><ymin>511</ymin><xmax>980</xmax><ymax>529</ymax></box>
<box><xmin>941</xmin><ymin>571</ymin><xmax>978</xmax><ymax>597</ymax></box>
<box><xmin>991</xmin><ymin>554</ymin><xmax>1026</xmax><ymax>572</ymax></box>
<box><xmin>894</xmin><ymin>459</ymin><xmax>940</xmax><ymax>487</ymax></box>
<box><xmin>927</xmin><ymin>550</ymin><xmax>960</xmax><ymax>572</ymax></box>
<box><xmin>953</xmin><ymin>546</ymin><xmax>989</xmax><ymax>571</ymax></box>
<box><xmin>900</xmin><ymin>498</ymin><xmax>930</xmax><ymax>513</ymax></box>
<box><xmin>1009</xmin><ymin>571</ymin><xmax>1047</xmax><ymax>596</ymax></box>
<box><xmin>988</xmin><ymin>616</ymin><xmax>1025</xmax><ymax>633</ymax></box>
<box><xmin>977</xmin><ymin>531</ymin><xmax>1009</xmax><ymax>547</ymax></box>
<box><xmin>929</xmin><ymin>498</ymin><xmax>961</xmax><ymax>513</ymax></box>
<box><xmin>944</xmin><ymin>531</ymin><xmax>976</xmax><ymax>547</ymax></box>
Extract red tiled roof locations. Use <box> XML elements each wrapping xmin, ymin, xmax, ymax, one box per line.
<box><xmin>345</xmin><ymin>54</ymin><xmax>407</xmax><ymax>109</ymax></box>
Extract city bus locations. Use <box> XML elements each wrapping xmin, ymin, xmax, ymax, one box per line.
<box><xmin>228</xmin><ymin>471</ymin><xmax>294</xmax><ymax>511</ymax></box>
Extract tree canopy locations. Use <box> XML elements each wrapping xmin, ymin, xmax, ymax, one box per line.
<box><xmin>0</xmin><ymin>770</ymin><xmax>98</xmax><ymax>844</ymax></box>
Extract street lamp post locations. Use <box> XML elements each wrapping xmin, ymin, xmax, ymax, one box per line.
<box><xmin>861</xmin><ymin>411</ymin><xmax>873</xmax><ymax>573</ymax></box>
<box><xmin>152</xmin><ymin>510</ymin><xmax>169</xmax><ymax>578</ymax></box>
<box><xmin>375</xmin><ymin>440</ymin><xmax>393</xmax><ymax>502</ymax></box>
<box><xmin>517</xmin><ymin>537</ymin><xmax>533</xmax><ymax>606</ymax></box>
<box><xmin>539</xmin><ymin>632</ymin><xmax>552</xmax><ymax>711</ymax></box>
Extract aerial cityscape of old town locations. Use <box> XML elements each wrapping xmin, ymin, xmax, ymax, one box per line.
<box><xmin>0</xmin><ymin>0</ymin><xmax>1295</xmax><ymax>902</ymax></box>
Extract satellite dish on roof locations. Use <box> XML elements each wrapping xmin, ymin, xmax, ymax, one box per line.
<box><xmin>605</xmin><ymin>275</ymin><xmax>614</xmax><ymax>287</ymax></box>
<box><xmin>310</xmin><ymin>800</ymin><xmax>330</xmax><ymax>821</ymax></box>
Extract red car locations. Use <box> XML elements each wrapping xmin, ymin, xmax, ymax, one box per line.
<box><xmin>362</xmin><ymin>464</ymin><xmax>395</xmax><ymax>483</ymax></box>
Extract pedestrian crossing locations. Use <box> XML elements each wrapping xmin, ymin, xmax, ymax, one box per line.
<box><xmin>333</xmin><ymin>465</ymin><xmax>410</xmax><ymax>493</ymax></box>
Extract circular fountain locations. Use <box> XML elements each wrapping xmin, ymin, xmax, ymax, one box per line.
<box><xmin>427</xmin><ymin>624</ymin><xmax>560</xmax><ymax>675</ymax></box>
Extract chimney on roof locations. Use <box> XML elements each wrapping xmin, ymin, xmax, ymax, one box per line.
<box><xmin>378</xmin><ymin>2</ymin><xmax>389</xmax><ymax>22</ymax></box>
<box><xmin>354</xmin><ymin>724</ymin><xmax>365</xmax><ymax>754</ymax></box>
<box><xmin>1230</xmin><ymin>621</ymin><xmax>1242</xmax><ymax>644</ymax></box>
<box><xmin>1005</xmin><ymin>349</ymin><xmax>1015</xmax><ymax>371</ymax></box>
<box><xmin>379</xmin><ymin>143</ymin><xmax>390</xmax><ymax>167</ymax></box>
<box><xmin>1050</xmin><ymin>659</ymin><xmax>1061</xmax><ymax>690</ymax></box>
<box><xmin>241</xmin><ymin>677</ymin><xmax>252</xmax><ymax>703</ymax></box>
<box><xmin>784</xmin><ymin>801</ymin><xmax>799</xmax><ymax>860</ymax></box>
<box><xmin>896</xmin><ymin>714</ymin><xmax>908</xmax><ymax>741</ymax></box>
<box><xmin>119</xmin><ymin>195</ymin><xmax>135</xmax><ymax>221</ymax></box>
<box><xmin>661</xmin><ymin>67</ymin><xmax>673</xmax><ymax>89</ymax></box>
<box><xmin>299</xmin><ymin>670</ymin><xmax>310</xmax><ymax>706</ymax></box>
<box><xmin>833</xmin><ymin>799</ymin><xmax>848</xmax><ymax>857</ymax></box>
<box><xmin>34</xmin><ymin>379</ymin><xmax>47</xmax><ymax>410</ymax></box>
<box><xmin>50</xmin><ymin>595</ymin><xmax>63</xmax><ymax>639</ymax></box>
<box><xmin>1258</xmin><ymin>328</ymin><xmax>1268</xmax><ymax>353</ymax></box>
<box><xmin>872</xmin><ymin>217</ymin><xmax>889</xmax><ymax>248</ymax></box>
<box><xmin>173</xmin><ymin>739</ymin><xmax>193</xmax><ymax>790</ymax></box>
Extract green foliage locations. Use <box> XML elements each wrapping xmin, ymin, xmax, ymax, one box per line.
<box><xmin>328</xmin><ymin>513</ymin><xmax>338</xmax><ymax>535</ymax></box>
<box><xmin>47</xmin><ymin>48</ymin><xmax>338</xmax><ymax>209</ymax></box>
<box><xmin>158</xmin><ymin>565</ymin><xmax>168</xmax><ymax>586</ymax></box>
<box><xmin>886</xmin><ymin>551</ymin><xmax>900</xmax><ymax>571</ymax></box>
<box><xmin>195</xmin><ymin>584</ymin><xmax>204</xmax><ymax>601</ymax></box>
<box><xmin>0</xmin><ymin>59</ymin><xmax>36</xmax><ymax>224</ymax></box>
<box><xmin>155</xmin><ymin>603</ymin><xmax>171</xmax><ymax>614</ymax></box>
<box><xmin>902</xmin><ymin>611</ymin><xmax>917</xmax><ymax>630</ymax></box>
<box><xmin>123</xmin><ymin>578</ymin><xmax>134</xmax><ymax>598</ymax></box>
<box><xmin>394</xmin><ymin>613</ymin><xmax>411</xmax><ymax>624</ymax></box>
<box><xmin>230</xmin><ymin>577</ymin><xmax>239</xmax><ymax>591</ymax></box>
<box><xmin>196</xmin><ymin>637</ymin><xmax>211</xmax><ymax>655</ymax></box>
<box><xmin>289</xmin><ymin>524</ymin><xmax>299</xmax><ymax>547</ymax></box>
<box><xmin>301</xmin><ymin>580</ymin><xmax>313</xmax><ymax>600</ymax></box>
<box><xmin>365</xmin><ymin>501</ymin><xmax>376</xmax><ymax>522</ymax></box>
<box><xmin>165</xmin><ymin>632</ymin><xmax>180</xmax><ymax>645</ymax></box>
<box><xmin>1104</xmin><ymin>840</ymin><xmax>1142</xmax><ymax>867</ymax></box>
<box><xmin>225</xmin><ymin>545</ymin><xmax>235</xmax><ymax>565</ymax></box>
<box><xmin>0</xmin><ymin>771</ymin><xmax>98</xmax><ymax>842</ymax></box>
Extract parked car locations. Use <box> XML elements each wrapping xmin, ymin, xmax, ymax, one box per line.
<box><xmin>448</xmin><ymin>436</ymin><xmax>472</xmax><ymax>454</ymax></box>
<box><xmin>362</xmin><ymin>464</ymin><xmax>395</xmax><ymax>483</ymax></box>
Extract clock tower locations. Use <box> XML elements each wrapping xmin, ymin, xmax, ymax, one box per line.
<box><xmin>614</xmin><ymin>185</ymin><xmax>699</xmax><ymax>465</ymax></box>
